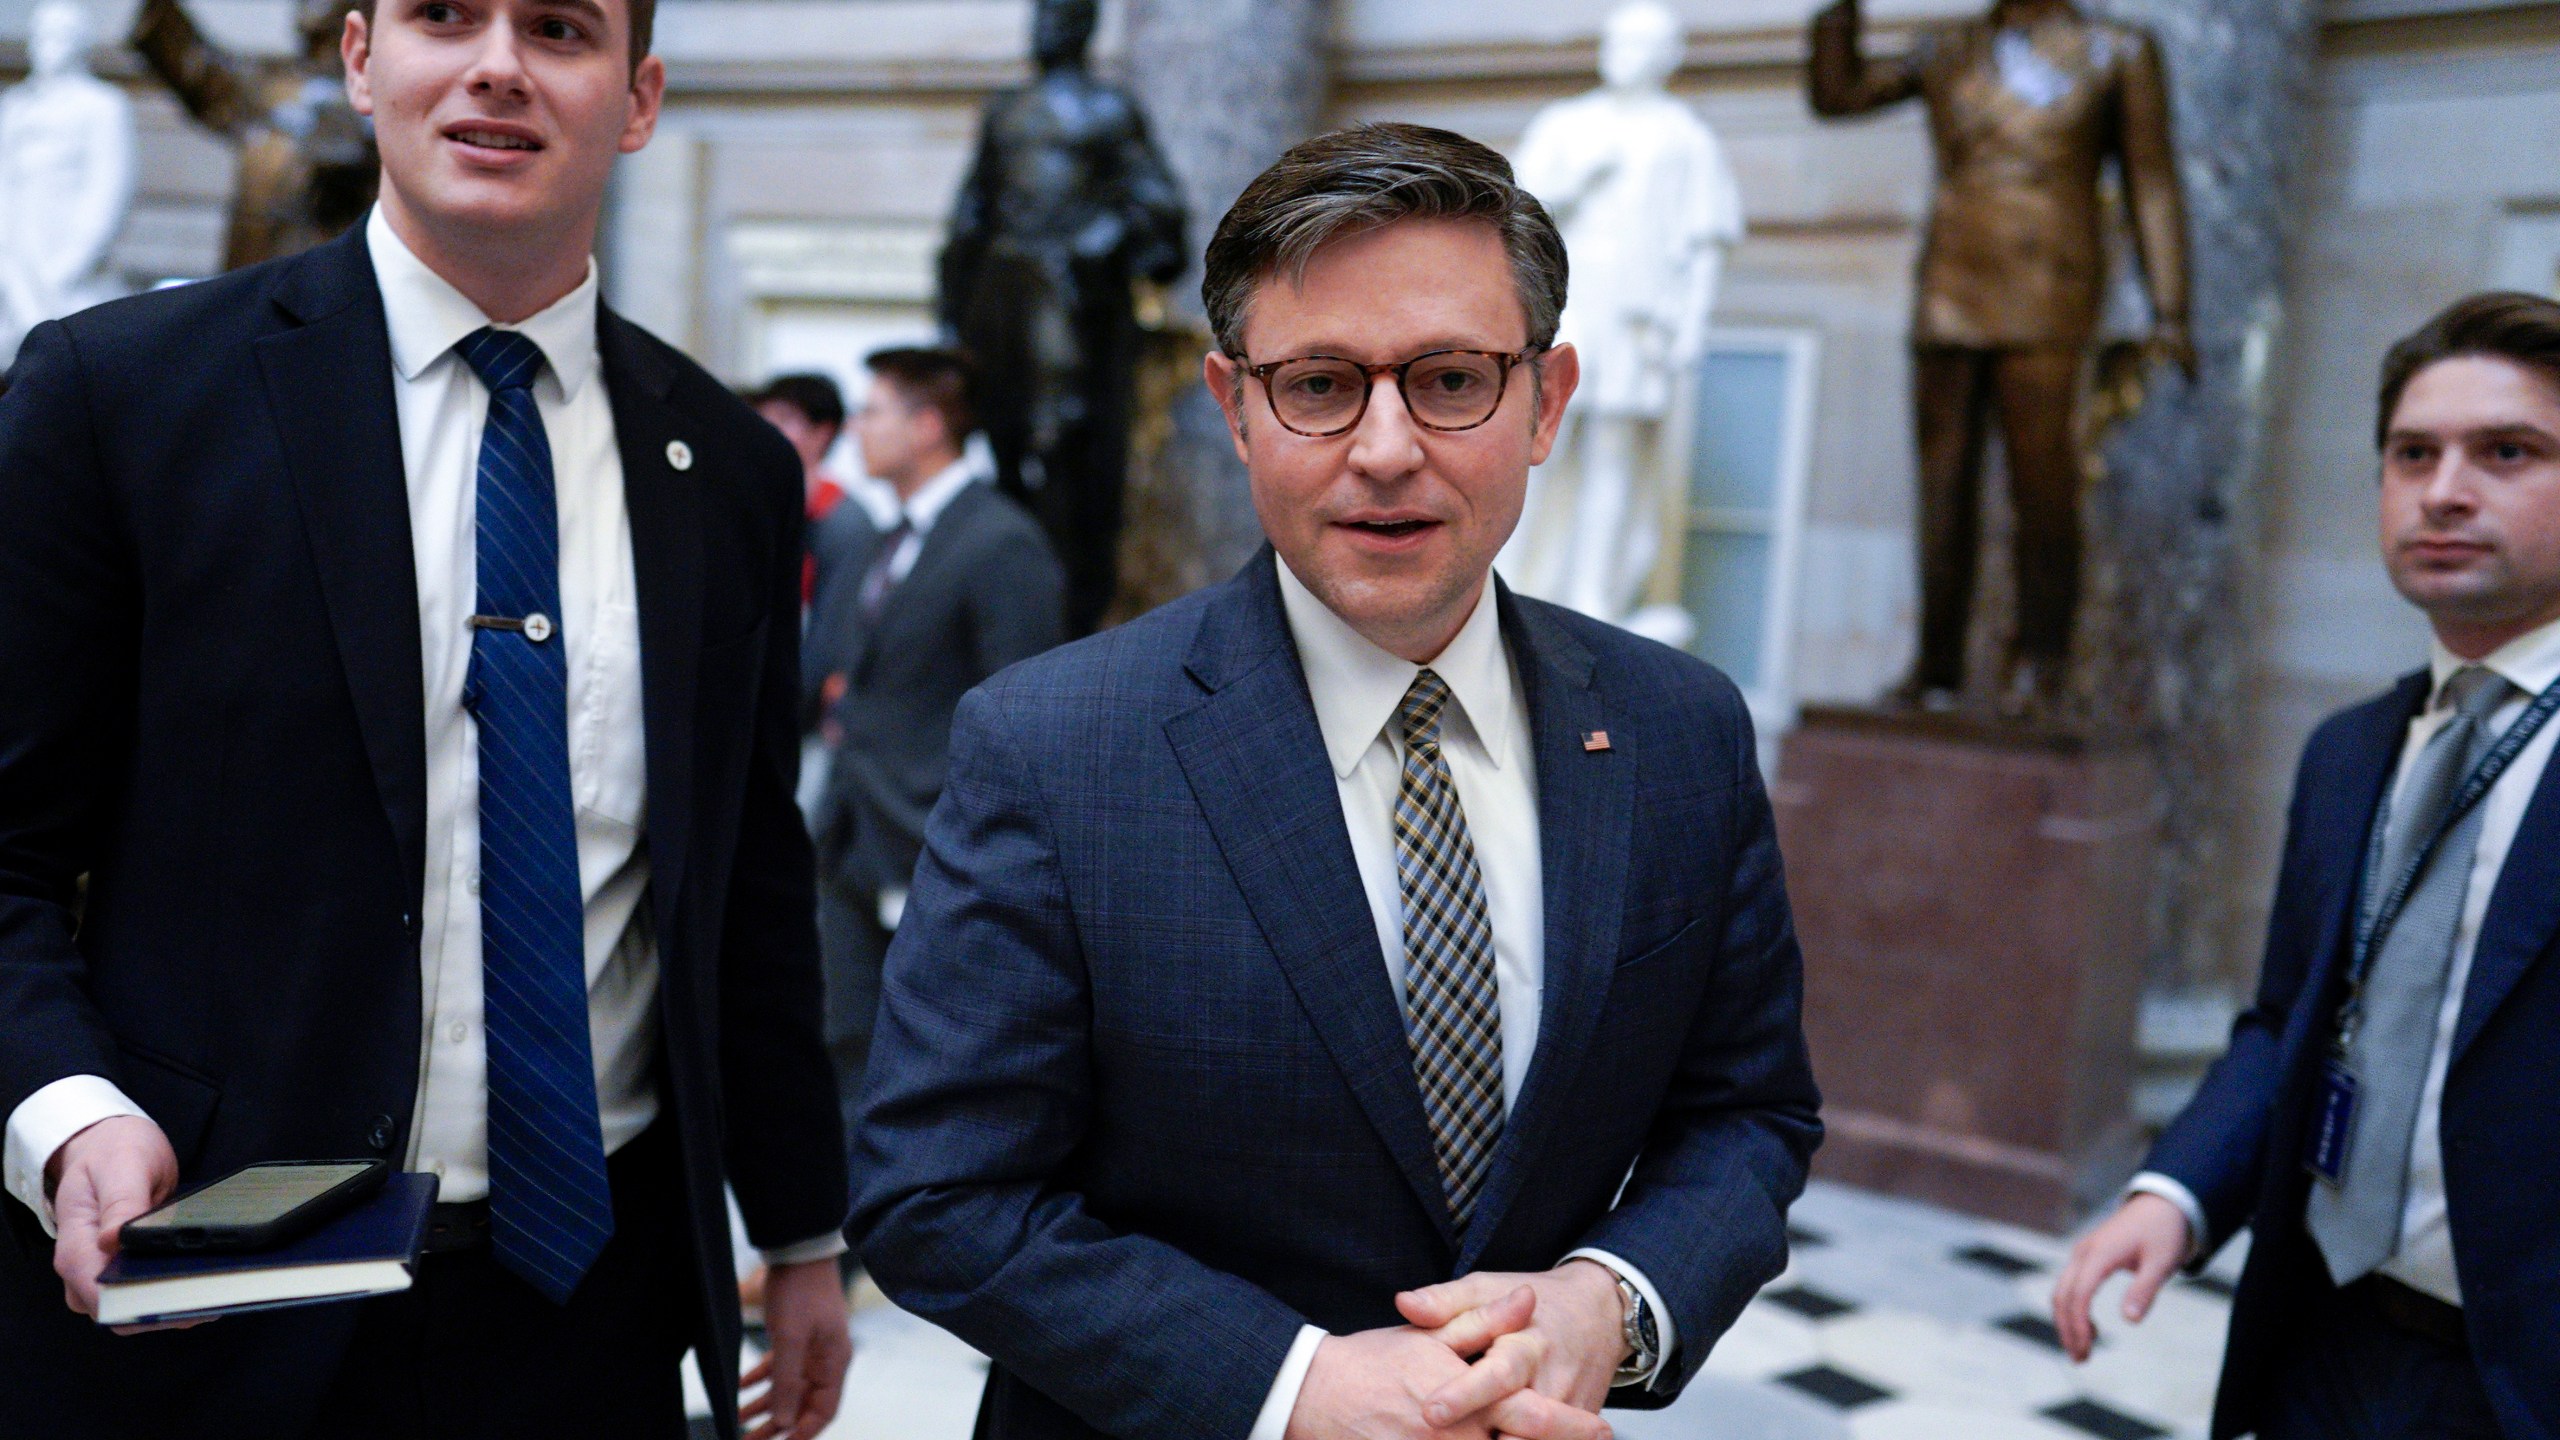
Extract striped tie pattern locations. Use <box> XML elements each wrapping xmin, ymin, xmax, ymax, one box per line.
<box><xmin>456</xmin><ymin>327</ymin><xmax>615</xmax><ymax>1304</ymax></box>
<box><xmin>1393</xmin><ymin>669</ymin><xmax>1504</xmax><ymax>1230</ymax></box>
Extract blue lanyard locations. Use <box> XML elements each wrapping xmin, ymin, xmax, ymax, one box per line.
<box><xmin>2339</xmin><ymin>673</ymin><xmax>2560</xmax><ymax>1032</ymax></box>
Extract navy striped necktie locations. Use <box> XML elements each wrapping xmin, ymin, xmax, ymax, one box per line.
<box><xmin>456</xmin><ymin>326</ymin><xmax>614</xmax><ymax>1304</ymax></box>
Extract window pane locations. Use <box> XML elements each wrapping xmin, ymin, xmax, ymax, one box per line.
<box><xmin>1691</xmin><ymin>348</ymin><xmax>1791</xmax><ymax>515</ymax></box>
<box><xmin>1682</xmin><ymin>531</ymin><xmax>1771</xmax><ymax>685</ymax></box>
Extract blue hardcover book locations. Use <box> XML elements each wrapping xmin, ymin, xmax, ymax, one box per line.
<box><xmin>95</xmin><ymin>1172</ymin><xmax>439</xmax><ymax>1326</ymax></box>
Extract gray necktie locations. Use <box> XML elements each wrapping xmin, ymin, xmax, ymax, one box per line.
<box><xmin>2307</xmin><ymin>664</ymin><xmax>2515</xmax><ymax>1285</ymax></box>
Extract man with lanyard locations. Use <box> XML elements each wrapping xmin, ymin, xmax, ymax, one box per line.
<box><xmin>2053</xmin><ymin>292</ymin><xmax>2560</xmax><ymax>1438</ymax></box>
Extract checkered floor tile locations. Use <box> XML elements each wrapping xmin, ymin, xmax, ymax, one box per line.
<box><xmin>687</xmin><ymin>1180</ymin><xmax>2243</xmax><ymax>1440</ymax></box>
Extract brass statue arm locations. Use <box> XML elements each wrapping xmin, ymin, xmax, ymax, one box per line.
<box><xmin>1808</xmin><ymin>0</ymin><xmax>1922</xmax><ymax>118</ymax></box>
<box><xmin>129</xmin><ymin>0</ymin><xmax>259</xmax><ymax>139</ymax></box>
<box><xmin>2115</xmin><ymin>30</ymin><xmax>2194</xmax><ymax>371</ymax></box>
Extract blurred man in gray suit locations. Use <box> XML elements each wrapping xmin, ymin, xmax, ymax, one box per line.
<box><xmin>804</xmin><ymin>347</ymin><xmax>1065</xmax><ymax>1159</ymax></box>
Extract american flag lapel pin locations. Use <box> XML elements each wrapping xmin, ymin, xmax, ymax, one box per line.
<box><xmin>1582</xmin><ymin>730</ymin><xmax>1612</xmax><ymax>753</ymax></box>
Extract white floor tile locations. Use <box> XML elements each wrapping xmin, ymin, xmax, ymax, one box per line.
<box><xmin>1701</xmin><ymin>1302</ymin><xmax>1825</xmax><ymax>1380</ymax></box>
<box><xmin>1846</xmin><ymin>1400</ymin><xmax>2088</xmax><ymax>1440</ymax></box>
<box><xmin>1815</xmin><ymin>1311</ymin><xmax>2078</xmax><ymax>1412</ymax></box>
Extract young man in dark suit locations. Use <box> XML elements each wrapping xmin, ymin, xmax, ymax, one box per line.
<box><xmin>2054</xmin><ymin>293</ymin><xmax>2560</xmax><ymax>1439</ymax></box>
<box><xmin>0</xmin><ymin>1</ymin><xmax>850</xmax><ymax>1435</ymax></box>
<box><xmin>852</xmin><ymin>124</ymin><xmax>1823</xmax><ymax>1440</ymax></box>
<box><xmin>794</xmin><ymin>346</ymin><xmax>1062</xmax><ymax>1265</ymax></box>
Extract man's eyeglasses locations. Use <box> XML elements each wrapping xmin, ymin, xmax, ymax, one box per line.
<box><xmin>1241</xmin><ymin>349</ymin><xmax>1539</xmax><ymax>438</ymax></box>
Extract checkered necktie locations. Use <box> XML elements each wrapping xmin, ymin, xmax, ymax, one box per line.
<box><xmin>1393</xmin><ymin>669</ymin><xmax>1504</xmax><ymax>1230</ymax></box>
<box><xmin>456</xmin><ymin>327</ymin><xmax>615</xmax><ymax>1305</ymax></box>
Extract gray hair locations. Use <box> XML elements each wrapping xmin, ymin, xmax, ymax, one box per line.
<box><xmin>1201</xmin><ymin>123</ymin><xmax>1569</xmax><ymax>363</ymax></box>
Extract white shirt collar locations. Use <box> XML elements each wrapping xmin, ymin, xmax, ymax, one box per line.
<box><xmin>365</xmin><ymin>205</ymin><xmax>601</xmax><ymax>401</ymax></box>
<box><xmin>894</xmin><ymin>455</ymin><xmax>981</xmax><ymax>536</ymax></box>
<box><xmin>2429</xmin><ymin>611</ymin><xmax>2560</xmax><ymax>710</ymax></box>
<box><xmin>1274</xmin><ymin>552</ymin><xmax>1515</xmax><ymax>780</ymax></box>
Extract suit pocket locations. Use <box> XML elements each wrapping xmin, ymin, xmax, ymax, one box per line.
<box><xmin>114</xmin><ymin>1041</ymin><xmax>221</xmax><ymax>1171</ymax></box>
<box><xmin>1615</xmin><ymin>914</ymin><xmax>1708</xmax><ymax>970</ymax></box>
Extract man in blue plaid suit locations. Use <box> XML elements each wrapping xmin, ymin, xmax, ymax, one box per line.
<box><xmin>851</xmin><ymin>123</ymin><xmax>1824</xmax><ymax>1440</ymax></box>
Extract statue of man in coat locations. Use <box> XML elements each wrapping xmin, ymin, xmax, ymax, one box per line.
<box><xmin>938</xmin><ymin>0</ymin><xmax>1186</xmax><ymax>636</ymax></box>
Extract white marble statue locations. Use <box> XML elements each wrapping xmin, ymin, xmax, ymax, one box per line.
<box><xmin>1499</xmin><ymin>1</ymin><xmax>1743</xmax><ymax>643</ymax></box>
<box><xmin>0</xmin><ymin>0</ymin><xmax>135</xmax><ymax>366</ymax></box>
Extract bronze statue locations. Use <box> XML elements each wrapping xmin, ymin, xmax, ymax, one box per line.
<box><xmin>1810</xmin><ymin>0</ymin><xmax>2192</xmax><ymax>716</ymax></box>
<box><xmin>132</xmin><ymin>0</ymin><xmax>375</xmax><ymax>272</ymax></box>
<box><xmin>939</xmin><ymin>0</ymin><xmax>1186</xmax><ymax>636</ymax></box>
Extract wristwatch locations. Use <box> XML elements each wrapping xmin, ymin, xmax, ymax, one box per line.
<box><xmin>1607</xmin><ymin>1270</ymin><xmax>1661</xmax><ymax>1387</ymax></box>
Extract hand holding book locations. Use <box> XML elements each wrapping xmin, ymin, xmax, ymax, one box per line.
<box><xmin>45</xmin><ymin>1114</ymin><xmax>192</xmax><ymax>1334</ymax></box>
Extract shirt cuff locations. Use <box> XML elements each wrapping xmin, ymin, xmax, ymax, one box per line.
<box><xmin>2125</xmin><ymin>1172</ymin><xmax>2206</xmax><ymax>1265</ymax></box>
<box><xmin>1564</xmin><ymin>1247</ymin><xmax>1676</xmax><ymax>1390</ymax></box>
<box><xmin>5</xmin><ymin>1075</ymin><xmax>150</xmax><ymax>1237</ymax></box>
<box><xmin>1247</xmin><ymin>1323</ymin><xmax>1327</xmax><ymax>1440</ymax></box>
<box><xmin>759</xmin><ymin>1231</ymin><xmax>851</xmax><ymax>1268</ymax></box>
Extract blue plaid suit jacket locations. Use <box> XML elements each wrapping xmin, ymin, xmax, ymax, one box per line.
<box><xmin>851</xmin><ymin>550</ymin><xmax>1823</xmax><ymax>1440</ymax></box>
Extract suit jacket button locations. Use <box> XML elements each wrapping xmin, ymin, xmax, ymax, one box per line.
<box><xmin>367</xmin><ymin>1115</ymin><xmax>394</xmax><ymax>1151</ymax></box>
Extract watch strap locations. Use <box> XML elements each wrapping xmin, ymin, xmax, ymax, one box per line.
<box><xmin>1608</xmin><ymin>1270</ymin><xmax>1661</xmax><ymax>1386</ymax></box>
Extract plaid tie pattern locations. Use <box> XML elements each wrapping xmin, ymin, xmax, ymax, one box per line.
<box><xmin>1393</xmin><ymin>669</ymin><xmax>1504</xmax><ymax>1229</ymax></box>
<box><xmin>456</xmin><ymin>327</ymin><xmax>615</xmax><ymax>1305</ymax></box>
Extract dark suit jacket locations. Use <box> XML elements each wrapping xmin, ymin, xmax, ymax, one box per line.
<box><xmin>805</xmin><ymin>488</ymin><xmax>879</xmax><ymax>634</ymax></box>
<box><xmin>2147</xmin><ymin>671</ymin><xmax>2560</xmax><ymax>1440</ymax></box>
<box><xmin>0</xmin><ymin>228</ymin><xmax>846</xmax><ymax>1439</ymax></box>
<box><xmin>850</xmin><ymin>551</ymin><xmax>1823</xmax><ymax>1440</ymax></box>
<box><xmin>803</xmin><ymin>480</ymin><xmax>1064</xmax><ymax>898</ymax></box>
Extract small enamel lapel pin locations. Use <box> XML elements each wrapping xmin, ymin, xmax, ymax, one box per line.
<box><xmin>666</xmin><ymin>439</ymin><xmax>694</xmax><ymax>471</ymax></box>
<box><xmin>1583</xmin><ymin>731</ymin><xmax>1612</xmax><ymax>753</ymax></box>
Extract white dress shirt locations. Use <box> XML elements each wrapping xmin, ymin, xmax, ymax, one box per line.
<box><xmin>2132</xmin><ymin>613</ymin><xmax>2560</xmax><ymax>1306</ymax></box>
<box><xmin>1246</xmin><ymin>558</ymin><xmax>1673</xmax><ymax>1440</ymax></box>
<box><xmin>4</xmin><ymin>210</ymin><xmax>839</xmax><ymax>1266</ymax></box>
<box><xmin>876</xmin><ymin>453</ymin><xmax>983</xmax><ymax>589</ymax></box>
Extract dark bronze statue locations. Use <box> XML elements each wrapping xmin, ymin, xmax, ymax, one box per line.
<box><xmin>939</xmin><ymin>0</ymin><xmax>1185</xmax><ymax>636</ymax></box>
<box><xmin>1810</xmin><ymin>0</ymin><xmax>2192</xmax><ymax>716</ymax></box>
<box><xmin>132</xmin><ymin>0</ymin><xmax>375</xmax><ymax>272</ymax></box>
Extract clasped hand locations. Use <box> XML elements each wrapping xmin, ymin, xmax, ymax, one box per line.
<box><xmin>1286</xmin><ymin>1260</ymin><xmax>1629</xmax><ymax>1440</ymax></box>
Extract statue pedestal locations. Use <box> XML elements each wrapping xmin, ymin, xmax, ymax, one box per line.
<box><xmin>1773</xmin><ymin>705</ymin><xmax>2157</xmax><ymax>1232</ymax></box>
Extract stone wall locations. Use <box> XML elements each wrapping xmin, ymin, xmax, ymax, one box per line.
<box><xmin>10</xmin><ymin>0</ymin><xmax>2559</xmax><ymax>1024</ymax></box>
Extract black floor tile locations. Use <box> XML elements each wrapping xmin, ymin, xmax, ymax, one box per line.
<box><xmin>1776</xmin><ymin>1363</ymin><xmax>1895</xmax><ymax>1410</ymax></box>
<box><xmin>1760</xmin><ymin>1283</ymin><xmax>1858</xmax><ymax>1321</ymax></box>
<box><xmin>1951</xmin><ymin>1242</ymin><xmax>2045</xmax><ymax>1278</ymax></box>
<box><xmin>1993</xmin><ymin>1312</ymin><xmax>2067</xmax><ymax>1351</ymax></box>
<box><xmin>2044</xmin><ymin>1398</ymin><xmax>2171</xmax><ymax>1440</ymax></box>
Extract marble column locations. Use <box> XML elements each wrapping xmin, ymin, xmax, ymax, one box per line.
<box><xmin>2079</xmin><ymin>0</ymin><xmax>2321</xmax><ymax>997</ymax></box>
<box><xmin>1108</xmin><ymin>0</ymin><xmax>1330</xmax><ymax>617</ymax></box>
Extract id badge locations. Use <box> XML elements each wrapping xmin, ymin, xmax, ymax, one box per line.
<box><xmin>2305</xmin><ymin>1059</ymin><xmax>2360</xmax><ymax>1185</ymax></box>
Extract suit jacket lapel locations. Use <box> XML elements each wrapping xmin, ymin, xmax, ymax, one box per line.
<box><xmin>1161</xmin><ymin>553</ymin><xmax>1457</xmax><ymax>1248</ymax></box>
<box><xmin>1458</xmin><ymin>589</ymin><xmax>1629</xmax><ymax>1271</ymax></box>
<box><xmin>853</xmin><ymin>482</ymin><xmax>985</xmax><ymax>678</ymax></box>
<box><xmin>2455</xmin><ymin>714</ymin><xmax>2560</xmax><ymax>1059</ymax></box>
<box><xmin>254</xmin><ymin>229</ymin><xmax>427</xmax><ymax>915</ymax></box>
<box><xmin>2295</xmin><ymin>674</ymin><xmax>2428</xmax><ymax>1040</ymax></box>
<box><xmin>598</xmin><ymin>309</ymin><xmax>703</xmax><ymax>916</ymax></box>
